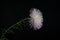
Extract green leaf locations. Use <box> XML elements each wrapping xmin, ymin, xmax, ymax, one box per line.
<box><xmin>0</xmin><ymin>38</ymin><xmax>8</xmax><ymax>40</ymax></box>
<box><xmin>7</xmin><ymin>30</ymin><xmax>14</xmax><ymax>34</ymax></box>
<box><xmin>1</xmin><ymin>28</ymin><xmax>6</xmax><ymax>33</ymax></box>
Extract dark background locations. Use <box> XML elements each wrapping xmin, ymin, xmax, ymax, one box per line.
<box><xmin>0</xmin><ymin>0</ymin><xmax>56</xmax><ymax>39</ymax></box>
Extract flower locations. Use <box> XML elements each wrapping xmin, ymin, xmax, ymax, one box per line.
<box><xmin>29</xmin><ymin>8</ymin><xmax>43</xmax><ymax>30</ymax></box>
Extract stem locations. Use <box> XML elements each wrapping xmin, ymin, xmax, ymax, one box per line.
<box><xmin>1</xmin><ymin>17</ymin><xmax>29</xmax><ymax>38</ymax></box>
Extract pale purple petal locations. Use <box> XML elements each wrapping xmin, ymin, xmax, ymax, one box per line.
<box><xmin>29</xmin><ymin>8</ymin><xmax>43</xmax><ymax>30</ymax></box>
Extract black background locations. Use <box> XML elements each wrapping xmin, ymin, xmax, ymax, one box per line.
<box><xmin>0</xmin><ymin>0</ymin><xmax>56</xmax><ymax>39</ymax></box>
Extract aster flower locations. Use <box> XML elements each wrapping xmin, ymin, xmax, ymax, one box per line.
<box><xmin>29</xmin><ymin>8</ymin><xmax>43</xmax><ymax>30</ymax></box>
<box><xmin>0</xmin><ymin>8</ymin><xmax>44</xmax><ymax>40</ymax></box>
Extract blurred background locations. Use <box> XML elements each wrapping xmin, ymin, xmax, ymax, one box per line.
<box><xmin>0</xmin><ymin>0</ymin><xmax>56</xmax><ymax>39</ymax></box>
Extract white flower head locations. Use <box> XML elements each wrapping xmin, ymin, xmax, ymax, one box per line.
<box><xmin>29</xmin><ymin>8</ymin><xmax>43</xmax><ymax>30</ymax></box>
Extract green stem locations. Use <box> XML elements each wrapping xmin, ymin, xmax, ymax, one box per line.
<box><xmin>1</xmin><ymin>17</ymin><xmax>29</xmax><ymax>38</ymax></box>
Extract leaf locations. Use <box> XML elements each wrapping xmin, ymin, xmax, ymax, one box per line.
<box><xmin>12</xmin><ymin>26</ymin><xmax>19</xmax><ymax>29</ymax></box>
<box><xmin>1</xmin><ymin>28</ymin><xmax>6</xmax><ymax>33</ymax></box>
<box><xmin>7</xmin><ymin>30</ymin><xmax>14</xmax><ymax>34</ymax></box>
<box><xmin>0</xmin><ymin>38</ymin><xmax>8</xmax><ymax>40</ymax></box>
